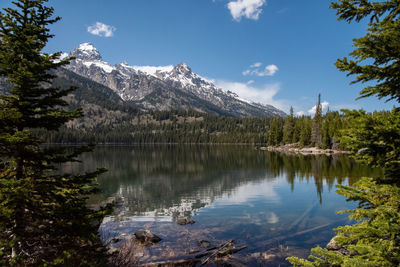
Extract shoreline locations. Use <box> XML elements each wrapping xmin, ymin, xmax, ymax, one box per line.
<box><xmin>259</xmin><ymin>144</ymin><xmax>349</xmax><ymax>156</ymax></box>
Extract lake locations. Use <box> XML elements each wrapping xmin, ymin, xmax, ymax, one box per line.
<box><xmin>65</xmin><ymin>145</ymin><xmax>379</xmax><ymax>265</ymax></box>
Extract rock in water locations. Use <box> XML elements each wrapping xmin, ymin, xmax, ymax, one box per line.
<box><xmin>197</xmin><ymin>240</ymin><xmax>210</xmax><ymax>248</ymax></box>
<box><xmin>176</xmin><ymin>217</ymin><xmax>195</xmax><ymax>225</ymax></box>
<box><xmin>134</xmin><ymin>230</ymin><xmax>162</xmax><ymax>246</ymax></box>
<box><xmin>326</xmin><ymin>238</ymin><xmax>342</xmax><ymax>250</ymax></box>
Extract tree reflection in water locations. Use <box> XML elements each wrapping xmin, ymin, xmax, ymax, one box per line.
<box><xmin>60</xmin><ymin>145</ymin><xmax>380</xmax><ymax>265</ymax></box>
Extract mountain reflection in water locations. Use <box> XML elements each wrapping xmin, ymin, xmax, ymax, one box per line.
<box><xmin>62</xmin><ymin>145</ymin><xmax>380</xmax><ymax>265</ymax></box>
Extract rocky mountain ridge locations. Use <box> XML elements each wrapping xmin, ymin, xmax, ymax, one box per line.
<box><xmin>64</xmin><ymin>43</ymin><xmax>286</xmax><ymax>117</ymax></box>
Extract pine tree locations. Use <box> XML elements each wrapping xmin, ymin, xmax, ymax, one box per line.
<box><xmin>287</xmin><ymin>0</ymin><xmax>400</xmax><ymax>266</ymax></box>
<box><xmin>292</xmin><ymin>116</ymin><xmax>303</xmax><ymax>144</ymax></box>
<box><xmin>299</xmin><ymin>116</ymin><xmax>312</xmax><ymax>147</ymax></box>
<box><xmin>283</xmin><ymin>106</ymin><xmax>295</xmax><ymax>144</ymax></box>
<box><xmin>320</xmin><ymin>113</ymin><xmax>331</xmax><ymax>149</ymax></box>
<box><xmin>267</xmin><ymin>118</ymin><xmax>282</xmax><ymax>146</ymax></box>
<box><xmin>311</xmin><ymin>94</ymin><xmax>322</xmax><ymax>147</ymax></box>
<box><xmin>0</xmin><ymin>0</ymin><xmax>110</xmax><ymax>265</ymax></box>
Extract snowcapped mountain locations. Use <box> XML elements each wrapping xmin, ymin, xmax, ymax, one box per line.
<box><xmin>65</xmin><ymin>43</ymin><xmax>285</xmax><ymax>117</ymax></box>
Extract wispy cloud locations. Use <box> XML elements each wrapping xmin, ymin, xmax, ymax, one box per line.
<box><xmin>87</xmin><ymin>22</ymin><xmax>116</xmax><ymax>37</ymax></box>
<box><xmin>227</xmin><ymin>0</ymin><xmax>266</xmax><ymax>21</ymax></box>
<box><xmin>243</xmin><ymin>62</ymin><xmax>278</xmax><ymax>77</ymax></box>
<box><xmin>247</xmin><ymin>80</ymin><xmax>255</xmax><ymax>85</ymax></box>
<box><xmin>214</xmin><ymin>80</ymin><xmax>285</xmax><ymax>110</ymax></box>
<box><xmin>250</xmin><ymin>62</ymin><xmax>262</xmax><ymax>68</ymax></box>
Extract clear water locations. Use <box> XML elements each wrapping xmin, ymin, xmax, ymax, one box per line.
<box><xmin>66</xmin><ymin>145</ymin><xmax>379</xmax><ymax>265</ymax></box>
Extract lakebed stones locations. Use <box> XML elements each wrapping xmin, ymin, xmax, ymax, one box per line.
<box><xmin>134</xmin><ymin>230</ymin><xmax>162</xmax><ymax>246</ymax></box>
<box><xmin>326</xmin><ymin>237</ymin><xmax>351</xmax><ymax>255</ymax></box>
<box><xmin>260</xmin><ymin>145</ymin><xmax>348</xmax><ymax>155</ymax></box>
<box><xmin>197</xmin><ymin>240</ymin><xmax>211</xmax><ymax>249</ymax></box>
<box><xmin>326</xmin><ymin>238</ymin><xmax>342</xmax><ymax>251</ymax></box>
<box><xmin>176</xmin><ymin>217</ymin><xmax>195</xmax><ymax>225</ymax></box>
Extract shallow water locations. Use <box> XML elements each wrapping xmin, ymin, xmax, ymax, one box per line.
<box><xmin>66</xmin><ymin>145</ymin><xmax>379</xmax><ymax>265</ymax></box>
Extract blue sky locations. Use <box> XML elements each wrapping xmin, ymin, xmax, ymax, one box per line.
<box><xmin>1</xmin><ymin>0</ymin><xmax>396</xmax><ymax>114</ymax></box>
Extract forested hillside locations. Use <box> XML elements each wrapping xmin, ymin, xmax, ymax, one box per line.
<box><xmin>38</xmin><ymin>73</ymin><xmax>350</xmax><ymax>146</ymax></box>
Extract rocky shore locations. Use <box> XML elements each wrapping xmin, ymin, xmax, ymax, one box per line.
<box><xmin>259</xmin><ymin>144</ymin><xmax>349</xmax><ymax>155</ymax></box>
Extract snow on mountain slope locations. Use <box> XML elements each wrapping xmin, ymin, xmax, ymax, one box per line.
<box><xmin>64</xmin><ymin>43</ymin><xmax>286</xmax><ymax>117</ymax></box>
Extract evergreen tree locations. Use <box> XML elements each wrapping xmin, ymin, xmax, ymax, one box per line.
<box><xmin>267</xmin><ymin>117</ymin><xmax>282</xmax><ymax>146</ymax></box>
<box><xmin>320</xmin><ymin>113</ymin><xmax>331</xmax><ymax>149</ymax></box>
<box><xmin>288</xmin><ymin>0</ymin><xmax>400</xmax><ymax>266</ymax></box>
<box><xmin>311</xmin><ymin>94</ymin><xmax>322</xmax><ymax>147</ymax></box>
<box><xmin>0</xmin><ymin>0</ymin><xmax>110</xmax><ymax>265</ymax></box>
<box><xmin>283</xmin><ymin>106</ymin><xmax>295</xmax><ymax>144</ymax></box>
<box><xmin>292</xmin><ymin>115</ymin><xmax>303</xmax><ymax>144</ymax></box>
<box><xmin>332</xmin><ymin>0</ymin><xmax>400</xmax><ymax>103</ymax></box>
<box><xmin>299</xmin><ymin>116</ymin><xmax>312</xmax><ymax>147</ymax></box>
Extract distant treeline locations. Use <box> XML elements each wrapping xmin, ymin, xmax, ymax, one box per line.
<box><xmin>40</xmin><ymin>66</ymin><xmax>348</xmax><ymax>147</ymax></box>
<box><xmin>37</xmin><ymin>103</ymin><xmax>352</xmax><ymax>148</ymax></box>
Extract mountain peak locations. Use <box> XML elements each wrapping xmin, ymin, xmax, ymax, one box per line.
<box><xmin>70</xmin><ymin>43</ymin><xmax>102</xmax><ymax>61</ymax></box>
<box><xmin>78</xmin><ymin>42</ymin><xmax>96</xmax><ymax>51</ymax></box>
<box><xmin>64</xmin><ymin>43</ymin><xmax>286</xmax><ymax>117</ymax></box>
<box><xmin>173</xmin><ymin>62</ymin><xmax>192</xmax><ymax>75</ymax></box>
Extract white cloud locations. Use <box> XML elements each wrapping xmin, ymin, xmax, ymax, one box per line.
<box><xmin>227</xmin><ymin>0</ymin><xmax>266</xmax><ymax>21</ymax></box>
<box><xmin>263</xmin><ymin>64</ymin><xmax>279</xmax><ymax>76</ymax></box>
<box><xmin>214</xmin><ymin>178</ymin><xmax>283</xmax><ymax>206</ymax></box>
<box><xmin>247</xmin><ymin>80</ymin><xmax>255</xmax><ymax>85</ymax></box>
<box><xmin>250</xmin><ymin>62</ymin><xmax>262</xmax><ymax>68</ymax></box>
<box><xmin>296</xmin><ymin>111</ymin><xmax>305</xmax><ymax>116</ymax></box>
<box><xmin>243</xmin><ymin>63</ymin><xmax>278</xmax><ymax>77</ymax></box>
<box><xmin>87</xmin><ymin>22</ymin><xmax>116</xmax><ymax>37</ymax></box>
<box><xmin>214</xmin><ymin>80</ymin><xmax>285</xmax><ymax>110</ymax></box>
<box><xmin>308</xmin><ymin>101</ymin><xmax>329</xmax><ymax>115</ymax></box>
<box><xmin>242</xmin><ymin>69</ymin><xmax>251</xmax><ymax>76</ymax></box>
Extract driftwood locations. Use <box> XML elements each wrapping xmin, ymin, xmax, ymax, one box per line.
<box><xmin>200</xmin><ymin>240</ymin><xmax>245</xmax><ymax>265</ymax></box>
<box><xmin>216</xmin><ymin>246</ymin><xmax>247</xmax><ymax>257</ymax></box>
<box><xmin>141</xmin><ymin>258</ymin><xmax>200</xmax><ymax>266</ymax></box>
<box><xmin>140</xmin><ymin>239</ymin><xmax>246</xmax><ymax>266</ymax></box>
<box><xmin>193</xmin><ymin>240</ymin><xmax>234</xmax><ymax>259</ymax></box>
<box><xmin>206</xmin><ymin>239</ymin><xmax>234</xmax><ymax>252</ymax></box>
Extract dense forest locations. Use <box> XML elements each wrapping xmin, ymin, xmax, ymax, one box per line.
<box><xmin>39</xmin><ymin>96</ymin><xmax>351</xmax><ymax>148</ymax></box>
<box><xmin>20</xmin><ymin>68</ymin><xmax>344</xmax><ymax>147</ymax></box>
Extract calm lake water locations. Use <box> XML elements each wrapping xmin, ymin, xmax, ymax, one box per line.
<box><xmin>65</xmin><ymin>145</ymin><xmax>379</xmax><ymax>265</ymax></box>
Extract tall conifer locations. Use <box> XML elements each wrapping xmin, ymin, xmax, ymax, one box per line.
<box><xmin>0</xmin><ymin>0</ymin><xmax>110</xmax><ymax>265</ymax></box>
<box><xmin>311</xmin><ymin>94</ymin><xmax>322</xmax><ymax>147</ymax></box>
<box><xmin>283</xmin><ymin>106</ymin><xmax>294</xmax><ymax>144</ymax></box>
<box><xmin>288</xmin><ymin>0</ymin><xmax>400</xmax><ymax>265</ymax></box>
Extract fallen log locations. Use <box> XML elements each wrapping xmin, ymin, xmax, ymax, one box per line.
<box><xmin>216</xmin><ymin>246</ymin><xmax>247</xmax><ymax>257</ymax></box>
<box><xmin>201</xmin><ymin>240</ymin><xmax>245</xmax><ymax>265</ymax></box>
<box><xmin>206</xmin><ymin>239</ymin><xmax>234</xmax><ymax>251</ymax></box>
<box><xmin>140</xmin><ymin>258</ymin><xmax>200</xmax><ymax>266</ymax></box>
<box><xmin>139</xmin><ymin>239</ymin><xmax>246</xmax><ymax>266</ymax></box>
<box><xmin>195</xmin><ymin>240</ymin><xmax>234</xmax><ymax>259</ymax></box>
